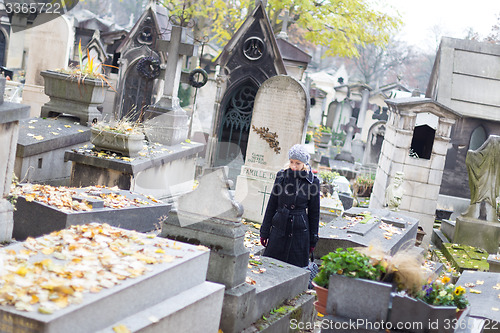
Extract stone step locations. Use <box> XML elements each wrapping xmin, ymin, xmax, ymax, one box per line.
<box><xmin>96</xmin><ymin>281</ymin><xmax>225</xmax><ymax>333</ymax></box>
<box><xmin>0</xmin><ymin>229</ymin><xmax>210</xmax><ymax>333</ymax></box>
<box><xmin>247</xmin><ymin>256</ymin><xmax>309</xmax><ymax>324</ymax></box>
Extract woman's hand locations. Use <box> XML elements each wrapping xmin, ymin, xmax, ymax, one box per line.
<box><xmin>260</xmin><ymin>238</ymin><xmax>268</xmax><ymax>247</ymax></box>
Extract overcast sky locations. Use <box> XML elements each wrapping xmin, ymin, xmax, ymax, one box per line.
<box><xmin>382</xmin><ymin>0</ymin><xmax>499</xmax><ymax>51</ymax></box>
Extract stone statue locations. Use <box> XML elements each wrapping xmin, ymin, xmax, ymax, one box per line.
<box><xmin>385</xmin><ymin>172</ymin><xmax>405</xmax><ymax>211</ymax></box>
<box><xmin>463</xmin><ymin>135</ymin><xmax>500</xmax><ymax>221</ymax></box>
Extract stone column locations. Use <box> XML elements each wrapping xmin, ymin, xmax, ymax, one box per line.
<box><xmin>0</xmin><ymin>77</ymin><xmax>30</xmax><ymax>241</ymax></box>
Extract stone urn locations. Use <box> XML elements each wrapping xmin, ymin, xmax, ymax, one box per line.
<box><xmin>90</xmin><ymin>128</ymin><xmax>145</xmax><ymax>157</ymax></box>
<box><xmin>40</xmin><ymin>70</ymin><xmax>107</xmax><ymax>126</ymax></box>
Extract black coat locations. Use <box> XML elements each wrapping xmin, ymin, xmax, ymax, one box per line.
<box><xmin>260</xmin><ymin>168</ymin><xmax>320</xmax><ymax>268</ymax></box>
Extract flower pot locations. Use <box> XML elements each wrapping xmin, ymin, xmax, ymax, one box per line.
<box><xmin>312</xmin><ymin>282</ymin><xmax>329</xmax><ymax>314</ymax></box>
<box><xmin>390</xmin><ymin>294</ymin><xmax>457</xmax><ymax>333</ymax></box>
<box><xmin>40</xmin><ymin>70</ymin><xmax>108</xmax><ymax>126</ymax></box>
<box><xmin>90</xmin><ymin>128</ymin><xmax>145</xmax><ymax>157</ymax></box>
<box><xmin>326</xmin><ymin>274</ymin><xmax>392</xmax><ymax>323</ymax></box>
<box><xmin>314</xmin><ymin>132</ymin><xmax>332</xmax><ymax>148</ymax></box>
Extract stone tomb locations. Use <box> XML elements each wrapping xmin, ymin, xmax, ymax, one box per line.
<box><xmin>0</xmin><ymin>223</ymin><xmax>224</xmax><ymax>333</ymax></box>
<box><xmin>234</xmin><ymin>75</ymin><xmax>309</xmax><ymax>222</ymax></box>
<box><xmin>455</xmin><ymin>271</ymin><xmax>500</xmax><ymax>331</ymax></box>
<box><xmin>441</xmin><ymin>243</ymin><xmax>489</xmax><ymax>272</ymax></box>
<box><xmin>15</xmin><ymin>117</ymin><xmax>90</xmax><ymax>186</ymax></box>
<box><xmin>315</xmin><ymin>207</ymin><xmax>419</xmax><ymax>258</ymax></box>
<box><xmin>65</xmin><ymin>141</ymin><xmax>204</xmax><ymax>201</ymax></box>
<box><xmin>12</xmin><ymin>184</ymin><xmax>170</xmax><ymax>241</ymax></box>
<box><xmin>163</xmin><ymin>167</ymin><xmax>314</xmax><ymax>333</ymax></box>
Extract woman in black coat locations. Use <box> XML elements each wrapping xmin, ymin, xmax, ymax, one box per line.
<box><xmin>260</xmin><ymin>144</ymin><xmax>320</xmax><ymax>268</ymax></box>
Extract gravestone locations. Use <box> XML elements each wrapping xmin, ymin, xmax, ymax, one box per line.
<box><xmin>143</xmin><ymin>24</ymin><xmax>195</xmax><ymax>146</ymax></box>
<box><xmin>162</xmin><ymin>167</ymin><xmax>315</xmax><ymax>333</ymax></box>
<box><xmin>12</xmin><ymin>183</ymin><xmax>171</xmax><ymax>240</ymax></box>
<box><xmin>0</xmin><ymin>223</ymin><xmax>224</xmax><ymax>332</ymax></box>
<box><xmin>363</xmin><ymin>121</ymin><xmax>386</xmax><ymax>166</ymax></box>
<box><xmin>454</xmin><ymin>135</ymin><xmax>500</xmax><ymax>253</ymax></box>
<box><xmin>330</xmin><ymin>117</ymin><xmax>360</xmax><ymax>180</ymax></box>
<box><xmin>315</xmin><ymin>207</ymin><xmax>419</xmax><ymax>258</ymax></box>
<box><xmin>234</xmin><ymin>75</ymin><xmax>309</xmax><ymax>222</ymax></box>
<box><xmin>0</xmin><ymin>77</ymin><xmax>30</xmax><ymax>241</ymax></box>
<box><xmin>22</xmin><ymin>13</ymin><xmax>73</xmax><ymax>117</ymax></box>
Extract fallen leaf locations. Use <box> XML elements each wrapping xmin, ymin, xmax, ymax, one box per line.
<box><xmin>113</xmin><ymin>324</ymin><xmax>131</xmax><ymax>333</ymax></box>
<box><xmin>33</xmin><ymin>135</ymin><xmax>44</xmax><ymax>140</ymax></box>
<box><xmin>64</xmin><ymin>125</ymin><xmax>71</xmax><ymax>128</ymax></box>
<box><xmin>469</xmin><ymin>289</ymin><xmax>482</xmax><ymax>294</ymax></box>
<box><xmin>476</xmin><ymin>280</ymin><xmax>484</xmax><ymax>285</ymax></box>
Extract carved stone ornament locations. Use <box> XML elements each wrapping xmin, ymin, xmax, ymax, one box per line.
<box><xmin>252</xmin><ymin>125</ymin><xmax>281</xmax><ymax>154</ymax></box>
<box><xmin>243</xmin><ymin>36</ymin><xmax>264</xmax><ymax>61</ymax></box>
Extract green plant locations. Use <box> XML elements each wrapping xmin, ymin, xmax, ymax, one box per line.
<box><xmin>305</xmin><ymin>131</ymin><xmax>312</xmax><ymax>143</ymax></box>
<box><xmin>415</xmin><ymin>276</ymin><xmax>469</xmax><ymax>309</ymax></box>
<box><xmin>313</xmin><ymin>248</ymin><xmax>386</xmax><ymax>288</ymax></box>
<box><xmin>319</xmin><ymin>170</ymin><xmax>340</xmax><ymax>184</ymax></box>
<box><xmin>355</xmin><ymin>174</ymin><xmax>375</xmax><ymax>187</ymax></box>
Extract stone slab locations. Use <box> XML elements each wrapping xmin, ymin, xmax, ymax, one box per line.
<box><xmin>246</xmin><ymin>256</ymin><xmax>309</xmax><ymax>327</ymax></box>
<box><xmin>440</xmin><ymin>219</ymin><xmax>455</xmax><ymax>241</ymax></box>
<box><xmin>65</xmin><ymin>141</ymin><xmax>204</xmax><ymax>174</ymax></box>
<box><xmin>16</xmin><ymin>117</ymin><xmax>90</xmax><ymax>157</ymax></box>
<box><xmin>0</xmin><ymin>101</ymin><xmax>30</xmax><ymax>124</ymax></box>
<box><xmin>456</xmin><ymin>271</ymin><xmax>500</xmax><ymax>328</ymax></box>
<box><xmin>454</xmin><ymin>216</ymin><xmax>500</xmax><ymax>254</ymax></box>
<box><xmin>96</xmin><ymin>281</ymin><xmax>224</xmax><ymax>333</ymax></box>
<box><xmin>0</xmin><ymin>225</ymin><xmax>211</xmax><ymax>333</ymax></box>
<box><xmin>441</xmin><ymin>243</ymin><xmax>489</xmax><ymax>272</ymax></box>
<box><xmin>316</xmin><ymin>208</ymin><xmax>419</xmax><ymax>258</ymax></box>
<box><xmin>329</xmin><ymin>159</ymin><xmax>359</xmax><ymax>180</ymax></box>
<box><xmin>13</xmin><ymin>186</ymin><xmax>171</xmax><ymax>240</ymax></box>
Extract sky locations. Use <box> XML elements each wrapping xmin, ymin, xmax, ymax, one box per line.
<box><xmin>382</xmin><ymin>0</ymin><xmax>499</xmax><ymax>51</ymax></box>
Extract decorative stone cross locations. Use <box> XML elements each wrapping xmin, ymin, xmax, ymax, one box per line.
<box><xmin>153</xmin><ymin>25</ymin><xmax>195</xmax><ymax>114</ymax></box>
<box><xmin>276</xmin><ymin>10</ymin><xmax>294</xmax><ymax>39</ymax></box>
<box><xmin>341</xmin><ymin>117</ymin><xmax>361</xmax><ymax>154</ymax></box>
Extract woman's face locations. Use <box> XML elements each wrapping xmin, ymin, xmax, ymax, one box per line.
<box><xmin>289</xmin><ymin>159</ymin><xmax>304</xmax><ymax>171</ymax></box>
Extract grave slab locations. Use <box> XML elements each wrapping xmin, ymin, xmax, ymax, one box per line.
<box><xmin>65</xmin><ymin>141</ymin><xmax>204</xmax><ymax>200</ymax></box>
<box><xmin>454</xmin><ymin>216</ymin><xmax>500</xmax><ymax>254</ymax></box>
<box><xmin>15</xmin><ymin>117</ymin><xmax>90</xmax><ymax>185</ymax></box>
<box><xmin>441</xmin><ymin>243</ymin><xmax>489</xmax><ymax>272</ymax></box>
<box><xmin>456</xmin><ymin>271</ymin><xmax>500</xmax><ymax>329</ymax></box>
<box><xmin>12</xmin><ymin>184</ymin><xmax>170</xmax><ymax>240</ymax></box>
<box><xmin>0</xmin><ymin>224</ymin><xmax>222</xmax><ymax>333</ymax></box>
<box><xmin>316</xmin><ymin>207</ymin><xmax>419</xmax><ymax>258</ymax></box>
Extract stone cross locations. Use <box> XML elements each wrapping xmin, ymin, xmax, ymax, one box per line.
<box><xmin>276</xmin><ymin>10</ymin><xmax>294</xmax><ymax>39</ymax></box>
<box><xmin>341</xmin><ymin>117</ymin><xmax>361</xmax><ymax>154</ymax></box>
<box><xmin>155</xmin><ymin>25</ymin><xmax>195</xmax><ymax>113</ymax></box>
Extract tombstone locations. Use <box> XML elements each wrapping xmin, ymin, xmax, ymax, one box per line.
<box><xmin>22</xmin><ymin>13</ymin><xmax>74</xmax><ymax>117</ymax></box>
<box><xmin>334</xmin><ymin>117</ymin><xmax>360</xmax><ymax>163</ymax></box>
<box><xmin>369</xmin><ymin>98</ymin><xmax>460</xmax><ymax>245</ymax></box>
<box><xmin>0</xmin><ymin>223</ymin><xmax>224</xmax><ymax>332</ymax></box>
<box><xmin>12</xmin><ymin>183</ymin><xmax>171</xmax><ymax>240</ymax></box>
<box><xmin>162</xmin><ymin>167</ymin><xmax>315</xmax><ymax>333</ymax></box>
<box><xmin>0</xmin><ymin>77</ymin><xmax>30</xmax><ymax>241</ymax></box>
<box><xmin>6</xmin><ymin>13</ymin><xmax>29</xmax><ymax>70</ymax></box>
<box><xmin>315</xmin><ymin>207</ymin><xmax>419</xmax><ymax>258</ymax></box>
<box><xmin>113</xmin><ymin>3</ymin><xmax>168</xmax><ymax>122</ymax></box>
<box><xmin>351</xmin><ymin>85</ymin><xmax>371</xmax><ymax>162</ymax></box>
<box><xmin>363</xmin><ymin>121</ymin><xmax>386</xmax><ymax>166</ymax></box>
<box><xmin>205</xmin><ymin>2</ymin><xmax>287</xmax><ymax>184</ymax></box>
<box><xmin>454</xmin><ymin>135</ymin><xmax>500</xmax><ymax>253</ymax></box>
<box><xmin>142</xmin><ymin>24</ymin><xmax>195</xmax><ymax>146</ymax></box>
<box><xmin>233</xmin><ymin>75</ymin><xmax>309</xmax><ymax>222</ymax></box>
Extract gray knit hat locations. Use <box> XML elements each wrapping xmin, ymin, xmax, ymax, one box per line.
<box><xmin>288</xmin><ymin>144</ymin><xmax>310</xmax><ymax>164</ymax></box>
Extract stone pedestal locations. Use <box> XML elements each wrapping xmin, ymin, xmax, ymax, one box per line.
<box><xmin>454</xmin><ymin>216</ymin><xmax>500</xmax><ymax>253</ymax></box>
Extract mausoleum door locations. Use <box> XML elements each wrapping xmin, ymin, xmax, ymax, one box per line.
<box><xmin>120</xmin><ymin>60</ymin><xmax>155</xmax><ymax>121</ymax></box>
<box><xmin>215</xmin><ymin>82</ymin><xmax>258</xmax><ymax>179</ymax></box>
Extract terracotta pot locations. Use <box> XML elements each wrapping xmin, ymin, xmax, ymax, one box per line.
<box><xmin>312</xmin><ymin>282</ymin><xmax>328</xmax><ymax>314</ymax></box>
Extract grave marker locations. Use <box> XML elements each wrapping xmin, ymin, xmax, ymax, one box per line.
<box><xmin>234</xmin><ymin>75</ymin><xmax>309</xmax><ymax>222</ymax></box>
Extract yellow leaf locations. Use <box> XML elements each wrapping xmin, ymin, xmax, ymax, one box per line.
<box><xmin>469</xmin><ymin>289</ymin><xmax>482</xmax><ymax>294</ymax></box>
<box><xmin>33</xmin><ymin>135</ymin><xmax>44</xmax><ymax>140</ymax></box>
<box><xmin>113</xmin><ymin>324</ymin><xmax>131</xmax><ymax>333</ymax></box>
<box><xmin>16</xmin><ymin>267</ymin><xmax>28</xmax><ymax>276</ymax></box>
<box><xmin>78</xmin><ymin>129</ymin><xmax>84</xmax><ymax>132</ymax></box>
<box><xmin>41</xmin><ymin>248</ymin><xmax>55</xmax><ymax>255</ymax></box>
<box><xmin>64</xmin><ymin>125</ymin><xmax>71</xmax><ymax>128</ymax></box>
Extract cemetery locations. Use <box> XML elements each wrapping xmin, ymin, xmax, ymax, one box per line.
<box><xmin>0</xmin><ymin>0</ymin><xmax>500</xmax><ymax>332</ymax></box>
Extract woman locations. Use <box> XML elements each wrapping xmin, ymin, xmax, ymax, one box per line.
<box><xmin>260</xmin><ymin>144</ymin><xmax>320</xmax><ymax>268</ymax></box>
